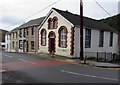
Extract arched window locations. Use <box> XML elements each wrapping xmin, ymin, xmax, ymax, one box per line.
<box><xmin>48</xmin><ymin>18</ymin><xmax>53</xmax><ymax>29</ymax></box>
<box><xmin>53</xmin><ymin>17</ymin><xmax>58</xmax><ymax>29</ymax></box>
<box><xmin>59</xmin><ymin>26</ymin><xmax>68</xmax><ymax>48</ymax></box>
<box><xmin>41</xmin><ymin>29</ymin><xmax>46</xmax><ymax>46</ymax></box>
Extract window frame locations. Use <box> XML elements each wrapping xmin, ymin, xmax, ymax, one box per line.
<box><xmin>13</xmin><ymin>41</ymin><xmax>14</xmax><ymax>48</ymax></box>
<box><xmin>26</xmin><ymin>28</ymin><xmax>29</xmax><ymax>36</ymax></box>
<box><xmin>109</xmin><ymin>32</ymin><xmax>113</xmax><ymax>47</ymax></box>
<box><xmin>58</xmin><ymin>26</ymin><xmax>68</xmax><ymax>48</ymax></box>
<box><xmin>13</xmin><ymin>33</ymin><xmax>14</xmax><ymax>39</ymax></box>
<box><xmin>41</xmin><ymin>29</ymin><xmax>46</xmax><ymax>46</ymax></box>
<box><xmin>31</xmin><ymin>27</ymin><xmax>34</xmax><ymax>35</ymax></box>
<box><xmin>19</xmin><ymin>29</ymin><xmax>22</xmax><ymax>38</ymax></box>
<box><xmin>48</xmin><ymin>18</ymin><xmax>53</xmax><ymax>29</ymax></box>
<box><xmin>19</xmin><ymin>40</ymin><xmax>23</xmax><ymax>49</ymax></box>
<box><xmin>48</xmin><ymin>17</ymin><xmax>58</xmax><ymax>29</ymax></box>
<box><xmin>31</xmin><ymin>41</ymin><xmax>34</xmax><ymax>50</ymax></box>
<box><xmin>99</xmin><ymin>31</ymin><xmax>104</xmax><ymax>47</ymax></box>
<box><xmin>16</xmin><ymin>33</ymin><xmax>18</xmax><ymax>39</ymax></box>
<box><xmin>85</xmin><ymin>28</ymin><xmax>91</xmax><ymax>48</ymax></box>
<box><xmin>23</xmin><ymin>28</ymin><xmax>26</xmax><ymax>37</ymax></box>
<box><xmin>53</xmin><ymin>17</ymin><xmax>58</xmax><ymax>29</ymax></box>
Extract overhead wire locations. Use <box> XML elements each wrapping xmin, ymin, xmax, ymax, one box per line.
<box><xmin>5</xmin><ymin>0</ymin><xmax>60</xmax><ymax>29</ymax></box>
<box><xmin>94</xmin><ymin>0</ymin><xmax>118</xmax><ymax>29</ymax></box>
<box><xmin>94</xmin><ymin>0</ymin><xmax>112</xmax><ymax>17</ymax></box>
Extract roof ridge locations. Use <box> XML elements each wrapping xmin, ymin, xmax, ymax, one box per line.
<box><xmin>29</xmin><ymin>16</ymin><xmax>45</xmax><ymax>21</ymax></box>
<box><xmin>52</xmin><ymin>7</ymin><xmax>99</xmax><ymax>21</ymax></box>
<box><xmin>19</xmin><ymin>16</ymin><xmax>45</xmax><ymax>29</ymax></box>
<box><xmin>52</xmin><ymin>7</ymin><xmax>117</xmax><ymax>33</ymax></box>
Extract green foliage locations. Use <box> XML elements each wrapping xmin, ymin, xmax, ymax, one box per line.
<box><xmin>100</xmin><ymin>14</ymin><xmax>120</xmax><ymax>31</ymax></box>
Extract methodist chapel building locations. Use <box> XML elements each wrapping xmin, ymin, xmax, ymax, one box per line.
<box><xmin>38</xmin><ymin>8</ymin><xmax>118</xmax><ymax>58</ymax></box>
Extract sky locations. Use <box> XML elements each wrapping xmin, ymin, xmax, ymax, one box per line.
<box><xmin>0</xmin><ymin>0</ymin><xmax>119</xmax><ymax>31</ymax></box>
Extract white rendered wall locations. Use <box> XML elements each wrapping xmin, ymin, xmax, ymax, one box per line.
<box><xmin>74</xmin><ymin>27</ymin><xmax>118</xmax><ymax>58</ymax></box>
<box><xmin>38</xmin><ymin>10</ymin><xmax>73</xmax><ymax>57</ymax></box>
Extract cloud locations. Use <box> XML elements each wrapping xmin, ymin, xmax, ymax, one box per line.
<box><xmin>0</xmin><ymin>16</ymin><xmax>22</xmax><ymax>31</ymax></box>
<box><xmin>0</xmin><ymin>0</ymin><xmax>119</xmax><ymax>31</ymax></box>
<box><xmin>2</xmin><ymin>16</ymin><xmax>21</xmax><ymax>25</ymax></box>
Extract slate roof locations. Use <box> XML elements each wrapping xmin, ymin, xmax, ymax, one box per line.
<box><xmin>0</xmin><ymin>29</ymin><xmax>9</xmax><ymax>32</ymax></box>
<box><xmin>19</xmin><ymin>17</ymin><xmax>45</xmax><ymax>28</ymax></box>
<box><xmin>10</xmin><ymin>27</ymin><xmax>19</xmax><ymax>33</ymax></box>
<box><xmin>5</xmin><ymin>32</ymin><xmax>11</xmax><ymax>35</ymax></box>
<box><xmin>52</xmin><ymin>8</ymin><xmax>118</xmax><ymax>33</ymax></box>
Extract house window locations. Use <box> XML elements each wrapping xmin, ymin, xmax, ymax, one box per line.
<box><xmin>19</xmin><ymin>29</ymin><xmax>22</xmax><ymax>38</ymax></box>
<box><xmin>16</xmin><ymin>33</ymin><xmax>17</xmax><ymax>39</ymax></box>
<box><xmin>41</xmin><ymin>29</ymin><xmax>46</xmax><ymax>46</ymax></box>
<box><xmin>23</xmin><ymin>29</ymin><xmax>26</xmax><ymax>37</ymax></box>
<box><xmin>31</xmin><ymin>41</ymin><xmax>34</xmax><ymax>50</ymax></box>
<box><xmin>48</xmin><ymin>18</ymin><xmax>53</xmax><ymax>29</ymax></box>
<box><xmin>26</xmin><ymin>28</ymin><xmax>29</xmax><ymax>36</ymax></box>
<box><xmin>109</xmin><ymin>32</ymin><xmax>113</xmax><ymax>47</ymax></box>
<box><xmin>31</xmin><ymin>27</ymin><xmax>34</xmax><ymax>35</ymax></box>
<box><xmin>48</xmin><ymin>17</ymin><xmax>58</xmax><ymax>29</ymax></box>
<box><xmin>59</xmin><ymin>26</ymin><xmax>67</xmax><ymax>48</ymax></box>
<box><xmin>7</xmin><ymin>35</ymin><xmax>9</xmax><ymax>40</ymax></box>
<box><xmin>7</xmin><ymin>44</ymin><xmax>8</xmax><ymax>49</ymax></box>
<box><xmin>13</xmin><ymin>33</ymin><xmax>14</xmax><ymax>39</ymax></box>
<box><xmin>16</xmin><ymin>42</ymin><xmax>18</xmax><ymax>47</ymax></box>
<box><xmin>85</xmin><ymin>29</ymin><xmax>91</xmax><ymax>48</ymax></box>
<box><xmin>13</xmin><ymin>41</ymin><xmax>14</xmax><ymax>48</ymax></box>
<box><xmin>99</xmin><ymin>31</ymin><xmax>104</xmax><ymax>47</ymax></box>
<box><xmin>10</xmin><ymin>34</ymin><xmax>11</xmax><ymax>40</ymax></box>
<box><xmin>19</xmin><ymin>40</ymin><xmax>23</xmax><ymax>49</ymax></box>
<box><xmin>53</xmin><ymin>17</ymin><xmax>58</xmax><ymax>29</ymax></box>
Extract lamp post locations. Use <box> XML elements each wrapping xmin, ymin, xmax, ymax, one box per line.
<box><xmin>80</xmin><ymin>0</ymin><xmax>84</xmax><ymax>60</ymax></box>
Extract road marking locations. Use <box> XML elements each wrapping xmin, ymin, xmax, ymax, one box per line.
<box><xmin>60</xmin><ymin>70</ymin><xmax>118</xmax><ymax>81</ymax></box>
<box><xmin>8</xmin><ymin>56</ymin><xmax>13</xmax><ymax>58</ymax></box>
<box><xmin>19</xmin><ymin>59</ymin><xmax>38</xmax><ymax>65</ymax></box>
<box><xmin>4</xmin><ymin>55</ymin><xmax>13</xmax><ymax>58</ymax></box>
<box><xmin>0</xmin><ymin>70</ymin><xmax>7</xmax><ymax>72</ymax></box>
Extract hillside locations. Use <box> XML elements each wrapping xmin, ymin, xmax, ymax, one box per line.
<box><xmin>100</xmin><ymin>14</ymin><xmax>120</xmax><ymax>31</ymax></box>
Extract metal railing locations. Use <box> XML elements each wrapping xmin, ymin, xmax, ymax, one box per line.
<box><xmin>84</xmin><ymin>52</ymin><xmax>120</xmax><ymax>62</ymax></box>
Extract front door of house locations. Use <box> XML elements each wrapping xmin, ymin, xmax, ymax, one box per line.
<box><xmin>49</xmin><ymin>32</ymin><xmax>56</xmax><ymax>53</ymax></box>
<box><xmin>23</xmin><ymin>40</ymin><xmax>26</xmax><ymax>52</ymax></box>
<box><xmin>50</xmin><ymin>38</ymin><xmax>55</xmax><ymax>53</ymax></box>
<box><xmin>26</xmin><ymin>41</ymin><xmax>29</xmax><ymax>52</ymax></box>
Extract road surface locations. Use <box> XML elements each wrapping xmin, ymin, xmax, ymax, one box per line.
<box><xmin>1</xmin><ymin>52</ymin><xmax>119</xmax><ymax>84</ymax></box>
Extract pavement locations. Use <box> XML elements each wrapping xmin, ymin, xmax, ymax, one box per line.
<box><xmin>35</xmin><ymin>53</ymin><xmax>120</xmax><ymax>68</ymax></box>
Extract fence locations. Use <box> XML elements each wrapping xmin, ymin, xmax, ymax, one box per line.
<box><xmin>84</xmin><ymin>52</ymin><xmax>120</xmax><ymax>62</ymax></box>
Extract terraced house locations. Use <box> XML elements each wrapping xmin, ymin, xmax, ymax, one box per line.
<box><xmin>0</xmin><ymin>29</ymin><xmax>9</xmax><ymax>50</ymax></box>
<box><xmin>18</xmin><ymin>17</ymin><xmax>45</xmax><ymax>53</ymax></box>
<box><xmin>5</xmin><ymin>32</ymin><xmax>11</xmax><ymax>52</ymax></box>
<box><xmin>10</xmin><ymin>28</ymin><xmax>19</xmax><ymax>52</ymax></box>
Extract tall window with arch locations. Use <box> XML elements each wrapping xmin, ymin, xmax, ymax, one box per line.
<box><xmin>48</xmin><ymin>18</ymin><xmax>53</xmax><ymax>29</ymax></box>
<box><xmin>53</xmin><ymin>17</ymin><xmax>58</xmax><ymax>29</ymax></box>
<box><xmin>59</xmin><ymin>27</ymin><xmax>67</xmax><ymax>48</ymax></box>
<box><xmin>41</xmin><ymin>29</ymin><xmax>46</xmax><ymax>46</ymax></box>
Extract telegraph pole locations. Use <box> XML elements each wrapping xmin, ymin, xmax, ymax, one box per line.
<box><xmin>80</xmin><ymin>0</ymin><xmax>84</xmax><ymax>60</ymax></box>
